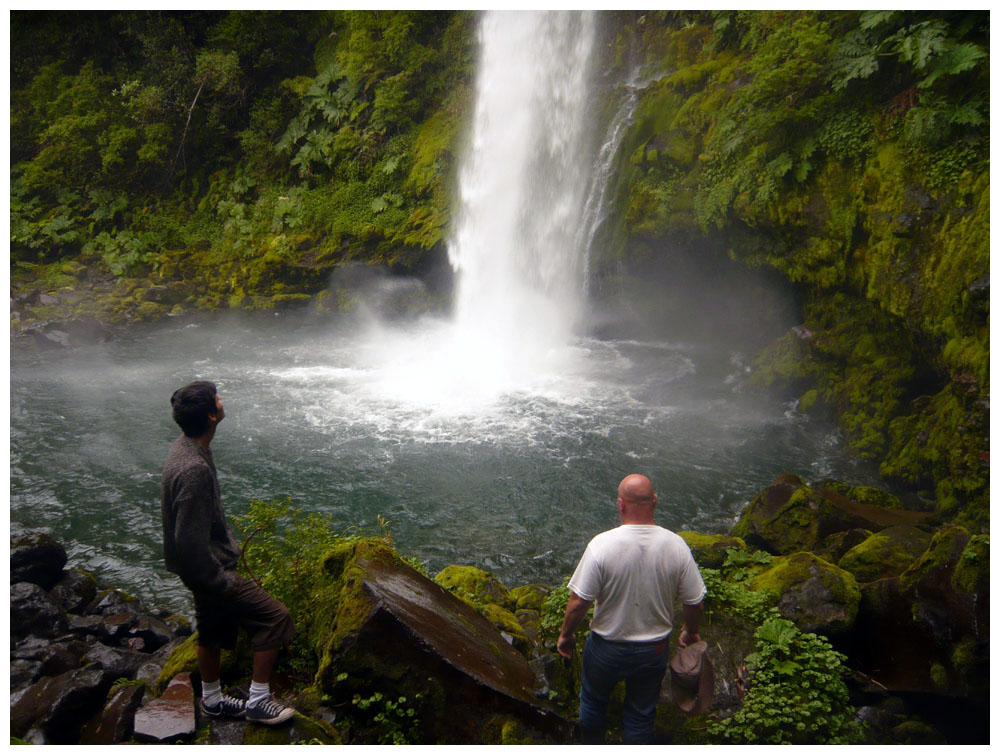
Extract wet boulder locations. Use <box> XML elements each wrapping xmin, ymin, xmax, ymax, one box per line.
<box><xmin>86</xmin><ymin>588</ymin><xmax>144</xmax><ymax>617</ymax></box>
<box><xmin>10</xmin><ymin>666</ymin><xmax>114</xmax><ymax>743</ymax></box>
<box><xmin>51</xmin><ymin>569</ymin><xmax>99</xmax><ymax>613</ymax></box>
<box><xmin>678</xmin><ymin>531</ymin><xmax>747</xmax><ymax>569</ymax></box>
<box><xmin>11</xmin><ymin>581</ymin><xmax>69</xmax><ymax>640</ymax></box>
<box><xmin>749</xmin><ymin>552</ymin><xmax>860</xmax><ymax>635</ymax></box>
<box><xmin>79</xmin><ymin>683</ymin><xmax>146</xmax><ymax>744</ymax></box>
<box><xmin>838</xmin><ymin>525</ymin><xmax>932</xmax><ymax>584</ymax></box>
<box><xmin>10</xmin><ymin>530</ymin><xmax>68</xmax><ymax>589</ymax></box>
<box><xmin>133</xmin><ymin>673</ymin><xmax>197</xmax><ymax>743</ymax></box>
<box><xmin>83</xmin><ymin>643</ymin><xmax>150</xmax><ymax>680</ymax></box>
<box><xmin>312</xmin><ymin>538</ymin><xmax>569</xmax><ymax>744</ymax></box>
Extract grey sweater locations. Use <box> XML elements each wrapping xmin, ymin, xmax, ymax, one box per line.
<box><xmin>160</xmin><ymin>434</ymin><xmax>241</xmax><ymax>596</ymax></box>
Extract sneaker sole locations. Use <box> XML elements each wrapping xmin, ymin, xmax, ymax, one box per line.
<box><xmin>200</xmin><ymin>703</ymin><xmax>246</xmax><ymax>719</ymax></box>
<box><xmin>247</xmin><ymin>709</ymin><xmax>296</xmax><ymax>726</ymax></box>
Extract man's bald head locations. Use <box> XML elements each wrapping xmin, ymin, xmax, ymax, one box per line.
<box><xmin>617</xmin><ymin>474</ymin><xmax>657</xmax><ymax>524</ymax></box>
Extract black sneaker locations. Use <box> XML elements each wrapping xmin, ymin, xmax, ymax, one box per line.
<box><xmin>201</xmin><ymin>694</ymin><xmax>247</xmax><ymax>719</ymax></box>
<box><xmin>246</xmin><ymin>695</ymin><xmax>296</xmax><ymax>726</ymax></box>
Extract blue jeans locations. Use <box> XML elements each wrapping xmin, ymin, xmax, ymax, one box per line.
<box><xmin>579</xmin><ymin>632</ymin><xmax>669</xmax><ymax>744</ymax></box>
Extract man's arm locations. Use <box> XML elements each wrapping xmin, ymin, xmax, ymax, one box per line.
<box><xmin>171</xmin><ymin>468</ymin><xmax>235</xmax><ymax>596</ymax></box>
<box><xmin>679</xmin><ymin>601</ymin><xmax>703</xmax><ymax>647</ymax></box>
<box><xmin>557</xmin><ymin>592</ymin><xmax>593</xmax><ymax>659</ymax></box>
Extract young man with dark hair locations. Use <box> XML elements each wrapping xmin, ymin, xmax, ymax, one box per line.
<box><xmin>161</xmin><ymin>380</ymin><xmax>296</xmax><ymax>726</ymax></box>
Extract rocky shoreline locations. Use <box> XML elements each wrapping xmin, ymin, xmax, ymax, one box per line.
<box><xmin>10</xmin><ymin>471</ymin><xmax>989</xmax><ymax>745</ymax></box>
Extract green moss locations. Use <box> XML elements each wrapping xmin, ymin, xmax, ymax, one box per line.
<box><xmin>950</xmin><ymin>534</ymin><xmax>988</xmax><ymax>594</ymax></box>
<box><xmin>508</xmin><ymin>583</ymin><xmax>549</xmax><ymax>612</ymax></box>
<box><xmin>433</xmin><ymin>565</ymin><xmax>515</xmax><ymax>611</ymax></box>
<box><xmin>837</xmin><ymin>525</ymin><xmax>931</xmax><ymax>584</ymax></box>
<box><xmin>899</xmin><ymin>525</ymin><xmax>970</xmax><ymax>593</ymax></box>
<box><xmin>677</xmin><ymin>531</ymin><xmax>747</xmax><ymax>569</ymax></box>
<box><xmin>749</xmin><ymin>552</ymin><xmax>860</xmax><ymax>633</ymax></box>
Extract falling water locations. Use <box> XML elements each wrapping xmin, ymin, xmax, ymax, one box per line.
<box><xmin>443</xmin><ymin>11</ymin><xmax>598</xmax><ymax>387</ymax></box>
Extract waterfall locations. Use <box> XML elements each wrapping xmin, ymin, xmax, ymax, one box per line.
<box><xmin>447</xmin><ymin>11</ymin><xmax>597</xmax><ymax>367</ymax></box>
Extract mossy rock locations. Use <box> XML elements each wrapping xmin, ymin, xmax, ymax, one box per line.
<box><xmin>749</xmin><ymin>552</ymin><xmax>860</xmax><ymax>635</ymax></box>
<box><xmin>846</xmin><ymin>485</ymin><xmax>902</xmax><ymax>510</ymax></box>
<box><xmin>950</xmin><ymin>534</ymin><xmax>988</xmax><ymax>594</ymax></box>
<box><xmin>735</xmin><ymin>474</ymin><xmax>929</xmax><ymax>556</ymax></box>
<box><xmin>838</xmin><ymin>525</ymin><xmax>932</xmax><ymax>584</ymax></box>
<box><xmin>815</xmin><ymin>528</ymin><xmax>872</xmax><ymax>564</ymax></box>
<box><xmin>890</xmin><ymin>720</ymin><xmax>948</xmax><ymax>745</ymax></box>
<box><xmin>677</xmin><ymin>531</ymin><xmax>746</xmax><ymax>569</ymax></box>
<box><xmin>899</xmin><ymin>525</ymin><xmax>970</xmax><ymax>593</ymax></box>
<box><xmin>241</xmin><ymin>713</ymin><xmax>342</xmax><ymax>745</ymax></box>
<box><xmin>433</xmin><ymin>565</ymin><xmax>515</xmax><ymax>612</ymax></box>
<box><xmin>509</xmin><ymin>584</ymin><xmax>550</xmax><ymax>612</ymax></box>
<box><xmin>481</xmin><ymin>603</ymin><xmax>529</xmax><ymax>653</ymax></box>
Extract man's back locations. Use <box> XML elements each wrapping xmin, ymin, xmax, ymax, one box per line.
<box><xmin>568</xmin><ymin>524</ymin><xmax>705</xmax><ymax>642</ymax></box>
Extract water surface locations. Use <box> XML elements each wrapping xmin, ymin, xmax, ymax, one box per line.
<box><xmin>10</xmin><ymin>310</ymin><xmax>880</xmax><ymax>613</ymax></box>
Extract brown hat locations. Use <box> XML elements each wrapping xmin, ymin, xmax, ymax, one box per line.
<box><xmin>670</xmin><ymin>640</ymin><xmax>714</xmax><ymax>716</ymax></box>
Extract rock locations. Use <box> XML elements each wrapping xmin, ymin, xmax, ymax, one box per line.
<box><xmin>10</xmin><ymin>659</ymin><xmax>42</xmax><ymax>688</ymax></box>
<box><xmin>677</xmin><ymin>531</ymin><xmax>747</xmax><ymax>569</ymax></box>
<box><xmin>241</xmin><ymin>713</ymin><xmax>342</xmax><ymax>745</ymax></box>
<box><xmin>25</xmin><ymin>316</ymin><xmax>112</xmax><ymax>347</ymax></box>
<box><xmin>815</xmin><ymin>528</ymin><xmax>872</xmax><ymax>563</ymax></box>
<box><xmin>69</xmin><ymin>614</ymin><xmax>108</xmax><ymax>638</ymax></box>
<box><xmin>315</xmin><ymin>539</ymin><xmax>569</xmax><ymax>743</ymax></box>
<box><xmin>38</xmin><ymin>639</ymin><xmax>90</xmax><ymax>677</ymax></box>
<box><xmin>11</xmin><ymin>581</ymin><xmax>69</xmax><ymax>639</ymax></box>
<box><xmin>79</xmin><ymin>683</ymin><xmax>146</xmax><ymax>744</ymax></box>
<box><xmin>163</xmin><ymin>613</ymin><xmax>193</xmax><ymax>637</ymax></box>
<box><xmin>10</xmin><ymin>530</ymin><xmax>68</xmax><ymax>589</ymax></box>
<box><xmin>838</xmin><ymin>525</ymin><xmax>932</xmax><ymax>583</ymax></box>
<box><xmin>733</xmin><ymin>475</ymin><xmax>929</xmax><ymax>555</ymax></box>
<box><xmin>127</xmin><ymin>614</ymin><xmax>174</xmax><ymax>652</ymax></box>
<box><xmin>83</xmin><ymin>644</ymin><xmax>151</xmax><ymax>680</ymax></box>
<box><xmin>133</xmin><ymin>673</ymin><xmax>197</xmax><ymax>743</ymax></box>
<box><xmin>891</xmin><ymin>720</ymin><xmax>948</xmax><ymax>745</ymax></box>
<box><xmin>749</xmin><ymin>552</ymin><xmax>860</xmax><ymax>635</ymax></box>
<box><xmin>51</xmin><ymin>569</ymin><xmax>99</xmax><ymax>613</ymax></box>
<box><xmin>434</xmin><ymin>564</ymin><xmax>517</xmax><ymax>611</ymax></box>
<box><xmin>86</xmin><ymin>588</ymin><xmax>143</xmax><ymax>617</ymax></box>
<box><xmin>102</xmin><ymin>611</ymin><xmax>139</xmax><ymax>640</ymax></box>
<box><xmin>10</xmin><ymin>666</ymin><xmax>114</xmax><ymax>743</ymax></box>
<box><xmin>509</xmin><ymin>584</ymin><xmax>550</xmax><ymax>612</ymax></box>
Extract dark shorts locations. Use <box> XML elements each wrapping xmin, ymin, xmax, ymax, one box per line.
<box><xmin>190</xmin><ymin>572</ymin><xmax>295</xmax><ymax>651</ymax></box>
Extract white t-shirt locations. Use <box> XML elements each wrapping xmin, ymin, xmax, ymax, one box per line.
<box><xmin>568</xmin><ymin>524</ymin><xmax>706</xmax><ymax>642</ymax></box>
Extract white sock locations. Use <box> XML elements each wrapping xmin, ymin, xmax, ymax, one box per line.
<box><xmin>202</xmin><ymin>679</ymin><xmax>222</xmax><ymax>706</ymax></box>
<box><xmin>249</xmin><ymin>680</ymin><xmax>270</xmax><ymax>706</ymax></box>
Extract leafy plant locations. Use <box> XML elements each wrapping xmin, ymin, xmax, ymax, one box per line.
<box><xmin>709</xmin><ymin>617</ymin><xmax>864</xmax><ymax>744</ymax></box>
<box><xmin>350</xmin><ymin>691</ymin><xmax>423</xmax><ymax>745</ymax></box>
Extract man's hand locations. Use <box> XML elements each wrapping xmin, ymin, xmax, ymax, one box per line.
<box><xmin>678</xmin><ymin>628</ymin><xmax>701</xmax><ymax>648</ymax></box>
<box><xmin>557</xmin><ymin>631</ymin><xmax>577</xmax><ymax>659</ymax></box>
<box><xmin>557</xmin><ymin>592</ymin><xmax>593</xmax><ymax>659</ymax></box>
<box><xmin>679</xmin><ymin>601</ymin><xmax>704</xmax><ymax>647</ymax></box>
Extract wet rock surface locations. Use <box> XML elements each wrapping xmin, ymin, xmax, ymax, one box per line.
<box><xmin>9</xmin><ymin>529</ymin><xmax>194</xmax><ymax>745</ymax></box>
<box><xmin>133</xmin><ymin>673</ymin><xmax>197</xmax><ymax>743</ymax></box>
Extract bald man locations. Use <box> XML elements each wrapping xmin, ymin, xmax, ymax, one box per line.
<box><xmin>557</xmin><ymin>474</ymin><xmax>706</xmax><ymax>744</ymax></box>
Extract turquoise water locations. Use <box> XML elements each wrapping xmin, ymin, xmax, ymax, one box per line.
<box><xmin>10</xmin><ymin>309</ymin><xmax>881</xmax><ymax>613</ymax></box>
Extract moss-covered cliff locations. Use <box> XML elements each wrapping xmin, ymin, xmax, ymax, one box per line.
<box><xmin>605</xmin><ymin>10</ymin><xmax>988</xmax><ymax>530</ymax></box>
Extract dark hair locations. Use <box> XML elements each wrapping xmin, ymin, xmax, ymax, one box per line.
<box><xmin>171</xmin><ymin>381</ymin><xmax>218</xmax><ymax>437</ymax></box>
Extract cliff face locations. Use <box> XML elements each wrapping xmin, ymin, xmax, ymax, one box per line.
<box><xmin>604</xmin><ymin>11</ymin><xmax>988</xmax><ymax>530</ymax></box>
